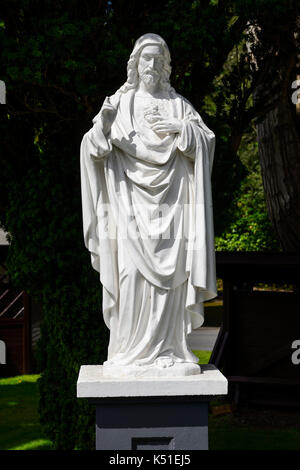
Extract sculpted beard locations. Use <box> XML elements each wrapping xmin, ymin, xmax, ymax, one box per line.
<box><xmin>140</xmin><ymin>69</ymin><xmax>160</xmax><ymax>87</ymax></box>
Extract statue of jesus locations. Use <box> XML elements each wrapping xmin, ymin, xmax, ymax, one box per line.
<box><xmin>80</xmin><ymin>33</ymin><xmax>217</xmax><ymax>377</ymax></box>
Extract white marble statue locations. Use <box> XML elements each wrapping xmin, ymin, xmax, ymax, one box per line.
<box><xmin>80</xmin><ymin>33</ymin><xmax>217</xmax><ymax>377</ymax></box>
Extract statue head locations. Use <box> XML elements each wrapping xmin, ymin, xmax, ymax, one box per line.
<box><xmin>119</xmin><ymin>33</ymin><xmax>174</xmax><ymax>94</ymax></box>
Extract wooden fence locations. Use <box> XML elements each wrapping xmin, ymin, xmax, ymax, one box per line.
<box><xmin>211</xmin><ymin>252</ymin><xmax>300</xmax><ymax>408</ymax></box>
<box><xmin>0</xmin><ymin>260</ymin><xmax>31</xmax><ymax>377</ymax></box>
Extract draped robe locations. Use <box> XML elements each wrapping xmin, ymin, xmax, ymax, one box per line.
<box><xmin>80</xmin><ymin>88</ymin><xmax>217</xmax><ymax>368</ymax></box>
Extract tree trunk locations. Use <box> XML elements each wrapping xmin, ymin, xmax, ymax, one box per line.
<box><xmin>256</xmin><ymin>81</ymin><xmax>300</xmax><ymax>251</ymax></box>
<box><xmin>258</xmin><ymin>104</ymin><xmax>300</xmax><ymax>252</ymax></box>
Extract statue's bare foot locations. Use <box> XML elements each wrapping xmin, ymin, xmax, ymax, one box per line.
<box><xmin>155</xmin><ymin>356</ymin><xmax>174</xmax><ymax>368</ymax></box>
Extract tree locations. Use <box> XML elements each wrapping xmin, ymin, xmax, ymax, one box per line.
<box><xmin>243</xmin><ymin>1</ymin><xmax>300</xmax><ymax>250</ymax></box>
<box><xmin>215</xmin><ymin>124</ymin><xmax>280</xmax><ymax>251</ymax></box>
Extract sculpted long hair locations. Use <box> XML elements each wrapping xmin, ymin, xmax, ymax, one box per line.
<box><xmin>118</xmin><ymin>33</ymin><xmax>175</xmax><ymax>94</ymax></box>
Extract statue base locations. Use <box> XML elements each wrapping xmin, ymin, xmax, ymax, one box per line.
<box><xmin>102</xmin><ymin>360</ymin><xmax>201</xmax><ymax>378</ymax></box>
<box><xmin>77</xmin><ymin>364</ymin><xmax>227</xmax><ymax>450</ymax></box>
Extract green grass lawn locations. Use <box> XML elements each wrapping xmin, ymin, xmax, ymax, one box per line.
<box><xmin>0</xmin><ymin>374</ymin><xmax>52</xmax><ymax>450</ymax></box>
<box><xmin>193</xmin><ymin>349</ymin><xmax>212</xmax><ymax>365</ymax></box>
<box><xmin>1</xmin><ymin>353</ymin><xmax>300</xmax><ymax>450</ymax></box>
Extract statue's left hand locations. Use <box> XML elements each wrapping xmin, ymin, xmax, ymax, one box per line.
<box><xmin>151</xmin><ymin>118</ymin><xmax>183</xmax><ymax>135</ymax></box>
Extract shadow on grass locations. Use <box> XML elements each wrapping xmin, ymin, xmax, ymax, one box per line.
<box><xmin>208</xmin><ymin>405</ymin><xmax>300</xmax><ymax>450</ymax></box>
<box><xmin>209</xmin><ymin>417</ymin><xmax>300</xmax><ymax>450</ymax></box>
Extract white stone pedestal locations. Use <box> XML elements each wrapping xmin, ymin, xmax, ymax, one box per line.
<box><xmin>77</xmin><ymin>364</ymin><xmax>227</xmax><ymax>450</ymax></box>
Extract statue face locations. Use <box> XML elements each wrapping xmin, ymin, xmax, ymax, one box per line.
<box><xmin>137</xmin><ymin>44</ymin><xmax>163</xmax><ymax>90</ymax></box>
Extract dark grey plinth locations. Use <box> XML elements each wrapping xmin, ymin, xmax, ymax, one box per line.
<box><xmin>92</xmin><ymin>396</ymin><xmax>209</xmax><ymax>450</ymax></box>
<box><xmin>77</xmin><ymin>364</ymin><xmax>228</xmax><ymax>451</ymax></box>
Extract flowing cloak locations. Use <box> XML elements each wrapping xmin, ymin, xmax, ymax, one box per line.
<box><xmin>80</xmin><ymin>88</ymin><xmax>217</xmax><ymax>364</ymax></box>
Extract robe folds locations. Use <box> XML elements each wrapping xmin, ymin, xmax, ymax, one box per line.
<box><xmin>80</xmin><ymin>88</ymin><xmax>217</xmax><ymax>366</ymax></box>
